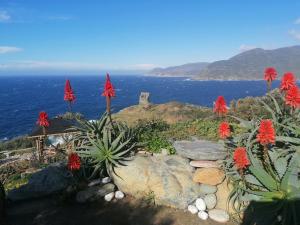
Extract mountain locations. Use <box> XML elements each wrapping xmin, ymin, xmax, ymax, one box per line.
<box><xmin>147</xmin><ymin>45</ymin><xmax>300</xmax><ymax>80</ymax></box>
<box><xmin>196</xmin><ymin>46</ymin><xmax>300</xmax><ymax>80</ymax></box>
<box><xmin>148</xmin><ymin>62</ymin><xmax>210</xmax><ymax>77</ymax></box>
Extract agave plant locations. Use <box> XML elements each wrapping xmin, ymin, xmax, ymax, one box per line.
<box><xmin>222</xmin><ymin>91</ymin><xmax>300</xmax><ymax>225</ymax></box>
<box><xmin>73</xmin><ymin>112</ymin><xmax>138</xmax><ymax>179</ymax></box>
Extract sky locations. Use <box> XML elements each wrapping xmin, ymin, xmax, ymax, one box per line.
<box><xmin>1</xmin><ymin>0</ymin><xmax>300</xmax><ymax>75</ymax></box>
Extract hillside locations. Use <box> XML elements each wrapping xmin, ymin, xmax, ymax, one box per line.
<box><xmin>196</xmin><ymin>46</ymin><xmax>300</xmax><ymax>80</ymax></box>
<box><xmin>148</xmin><ymin>62</ymin><xmax>209</xmax><ymax>77</ymax></box>
<box><xmin>147</xmin><ymin>45</ymin><xmax>300</xmax><ymax>80</ymax></box>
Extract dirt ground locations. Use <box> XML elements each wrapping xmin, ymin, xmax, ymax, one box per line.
<box><xmin>3</xmin><ymin>195</ymin><xmax>235</xmax><ymax>225</ymax></box>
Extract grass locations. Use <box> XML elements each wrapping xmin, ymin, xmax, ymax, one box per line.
<box><xmin>135</xmin><ymin>118</ymin><xmax>243</xmax><ymax>154</ymax></box>
<box><xmin>4</xmin><ymin>173</ymin><xmax>31</xmax><ymax>191</ymax></box>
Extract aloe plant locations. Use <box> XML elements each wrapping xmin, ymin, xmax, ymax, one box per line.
<box><xmin>73</xmin><ymin>113</ymin><xmax>138</xmax><ymax>179</ymax></box>
<box><xmin>222</xmin><ymin>91</ymin><xmax>300</xmax><ymax>225</ymax></box>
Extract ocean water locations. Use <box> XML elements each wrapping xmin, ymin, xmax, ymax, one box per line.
<box><xmin>0</xmin><ymin>75</ymin><xmax>279</xmax><ymax>140</ymax></box>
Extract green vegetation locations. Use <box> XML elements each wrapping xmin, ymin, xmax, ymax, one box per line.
<box><xmin>4</xmin><ymin>173</ymin><xmax>31</xmax><ymax>191</ymax></box>
<box><xmin>74</xmin><ymin>113</ymin><xmax>138</xmax><ymax>179</ymax></box>
<box><xmin>223</xmin><ymin>92</ymin><xmax>300</xmax><ymax>224</ymax></box>
<box><xmin>135</xmin><ymin>118</ymin><xmax>243</xmax><ymax>154</ymax></box>
<box><xmin>0</xmin><ymin>136</ymin><xmax>33</xmax><ymax>152</ymax></box>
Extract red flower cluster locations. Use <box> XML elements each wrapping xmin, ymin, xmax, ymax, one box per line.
<box><xmin>280</xmin><ymin>72</ymin><xmax>296</xmax><ymax>91</ymax></box>
<box><xmin>37</xmin><ymin>111</ymin><xmax>50</xmax><ymax>127</ymax></box>
<box><xmin>64</xmin><ymin>80</ymin><xmax>76</xmax><ymax>102</ymax></box>
<box><xmin>285</xmin><ymin>85</ymin><xmax>300</xmax><ymax>109</ymax></box>
<box><xmin>214</xmin><ymin>96</ymin><xmax>227</xmax><ymax>116</ymax></box>
<box><xmin>218</xmin><ymin>121</ymin><xmax>231</xmax><ymax>139</ymax></box>
<box><xmin>264</xmin><ymin>67</ymin><xmax>277</xmax><ymax>82</ymax></box>
<box><xmin>102</xmin><ymin>73</ymin><xmax>115</xmax><ymax>97</ymax></box>
<box><xmin>257</xmin><ymin>119</ymin><xmax>275</xmax><ymax>145</ymax></box>
<box><xmin>68</xmin><ymin>152</ymin><xmax>81</xmax><ymax>171</ymax></box>
<box><xmin>233</xmin><ymin>147</ymin><xmax>250</xmax><ymax>169</ymax></box>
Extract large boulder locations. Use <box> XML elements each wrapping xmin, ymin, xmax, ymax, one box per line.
<box><xmin>112</xmin><ymin>155</ymin><xmax>205</xmax><ymax>209</ymax></box>
<box><xmin>173</xmin><ymin>139</ymin><xmax>226</xmax><ymax>160</ymax></box>
<box><xmin>8</xmin><ymin>163</ymin><xmax>74</xmax><ymax>201</ymax></box>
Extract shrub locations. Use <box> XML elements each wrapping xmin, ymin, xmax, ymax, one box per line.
<box><xmin>135</xmin><ymin>119</ymin><xmax>175</xmax><ymax>154</ymax></box>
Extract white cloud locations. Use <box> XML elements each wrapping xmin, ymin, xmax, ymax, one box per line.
<box><xmin>295</xmin><ymin>18</ymin><xmax>300</xmax><ymax>25</ymax></box>
<box><xmin>0</xmin><ymin>46</ymin><xmax>23</xmax><ymax>54</ymax></box>
<box><xmin>289</xmin><ymin>29</ymin><xmax>300</xmax><ymax>40</ymax></box>
<box><xmin>0</xmin><ymin>10</ymin><xmax>10</xmax><ymax>22</ymax></box>
<box><xmin>239</xmin><ymin>44</ymin><xmax>257</xmax><ymax>52</ymax></box>
<box><xmin>0</xmin><ymin>60</ymin><xmax>157</xmax><ymax>72</ymax></box>
<box><xmin>0</xmin><ymin>60</ymin><xmax>103</xmax><ymax>71</ymax></box>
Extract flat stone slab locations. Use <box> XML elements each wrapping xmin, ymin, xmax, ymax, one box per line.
<box><xmin>189</xmin><ymin>160</ymin><xmax>220</xmax><ymax>168</ymax></box>
<box><xmin>173</xmin><ymin>139</ymin><xmax>226</xmax><ymax>160</ymax></box>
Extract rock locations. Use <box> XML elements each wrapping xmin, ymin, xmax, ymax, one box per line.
<box><xmin>216</xmin><ymin>180</ymin><xmax>235</xmax><ymax>213</ymax></box>
<box><xmin>189</xmin><ymin>160</ymin><xmax>220</xmax><ymax>168</ymax></box>
<box><xmin>115</xmin><ymin>191</ymin><xmax>125</xmax><ymax>199</ymax></box>
<box><xmin>76</xmin><ymin>183</ymin><xmax>115</xmax><ymax>203</ymax></box>
<box><xmin>104</xmin><ymin>192</ymin><xmax>115</xmax><ymax>202</ymax></box>
<box><xmin>193</xmin><ymin>168</ymin><xmax>225</xmax><ymax>185</ymax></box>
<box><xmin>187</xmin><ymin>205</ymin><xmax>198</xmax><ymax>214</ymax></box>
<box><xmin>173</xmin><ymin>139</ymin><xmax>226</xmax><ymax>160</ymax></box>
<box><xmin>195</xmin><ymin>198</ymin><xmax>206</xmax><ymax>211</ymax></box>
<box><xmin>161</xmin><ymin>148</ymin><xmax>169</xmax><ymax>156</ymax></box>
<box><xmin>198</xmin><ymin>211</ymin><xmax>209</xmax><ymax>220</ymax></box>
<box><xmin>7</xmin><ymin>163</ymin><xmax>74</xmax><ymax>201</ymax></box>
<box><xmin>204</xmin><ymin>194</ymin><xmax>217</xmax><ymax>209</ymax></box>
<box><xmin>102</xmin><ymin>177</ymin><xmax>111</xmax><ymax>184</ymax></box>
<box><xmin>88</xmin><ymin>179</ymin><xmax>102</xmax><ymax>187</ymax></box>
<box><xmin>112</xmin><ymin>155</ymin><xmax>205</xmax><ymax>209</ymax></box>
<box><xmin>199</xmin><ymin>184</ymin><xmax>217</xmax><ymax>194</ymax></box>
<box><xmin>208</xmin><ymin>209</ymin><xmax>230</xmax><ymax>223</ymax></box>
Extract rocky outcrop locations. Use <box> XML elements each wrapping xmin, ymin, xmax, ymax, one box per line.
<box><xmin>112</xmin><ymin>155</ymin><xmax>205</xmax><ymax>209</ymax></box>
<box><xmin>7</xmin><ymin>163</ymin><xmax>74</xmax><ymax>201</ymax></box>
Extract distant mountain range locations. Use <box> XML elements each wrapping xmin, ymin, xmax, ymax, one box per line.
<box><xmin>148</xmin><ymin>45</ymin><xmax>300</xmax><ymax>80</ymax></box>
<box><xmin>148</xmin><ymin>62</ymin><xmax>209</xmax><ymax>77</ymax></box>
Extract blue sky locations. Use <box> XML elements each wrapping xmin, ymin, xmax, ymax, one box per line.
<box><xmin>1</xmin><ymin>0</ymin><xmax>300</xmax><ymax>75</ymax></box>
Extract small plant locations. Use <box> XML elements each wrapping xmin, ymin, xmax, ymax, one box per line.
<box><xmin>74</xmin><ymin>113</ymin><xmax>138</xmax><ymax>179</ymax></box>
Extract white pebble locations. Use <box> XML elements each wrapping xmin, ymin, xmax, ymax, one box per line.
<box><xmin>195</xmin><ymin>198</ymin><xmax>206</xmax><ymax>211</ymax></box>
<box><xmin>102</xmin><ymin>177</ymin><xmax>111</xmax><ymax>184</ymax></box>
<box><xmin>104</xmin><ymin>192</ymin><xmax>114</xmax><ymax>202</ymax></box>
<box><xmin>88</xmin><ymin>179</ymin><xmax>101</xmax><ymax>187</ymax></box>
<box><xmin>198</xmin><ymin>211</ymin><xmax>209</xmax><ymax>220</ymax></box>
<box><xmin>187</xmin><ymin>205</ymin><xmax>198</xmax><ymax>214</ymax></box>
<box><xmin>115</xmin><ymin>190</ymin><xmax>125</xmax><ymax>199</ymax></box>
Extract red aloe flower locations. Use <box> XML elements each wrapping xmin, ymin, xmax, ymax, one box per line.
<box><xmin>233</xmin><ymin>147</ymin><xmax>250</xmax><ymax>169</ymax></box>
<box><xmin>68</xmin><ymin>152</ymin><xmax>81</xmax><ymax>171</ymax></box>
<box><xmin>214</xmin><ymin>96</ymin><xmax>227</xmax><ymax>116</ymax></box>
<box><xmin>102</xmin><ymin>73</ymin><xmax>115</xmax><ymax>97</ymax></box>
<box><xmin>280</xmin><ymin>72</ymin><xmax>296</xmax><ymax>91</ymax></box>
<box><xmin>64</xmin><ymin>79</ymin><xmax>76</xmax><ymax>102</ymax></box>
<box><xmin>285</xmin><ymin>85</ymin><xmax>300</xmax><ymax>109</ymax></box>
<box><xmin>257</xmin><ymin>119</ymin><xmax>275</xmax><ymax>145</ymax></box>
<box><xmin>218</xmin><ymin>121</ymin><xmax>231</xmax><ymax>139</ymax></box>
<box><xmin>264</xmin><ymin>67</ymin><xmax>277</xmax><ymax>82</ymax></box>
<box><xmin>37</xmin><ymin>111</ymin><xmax>50</xmax><ymax>127</ymax></box>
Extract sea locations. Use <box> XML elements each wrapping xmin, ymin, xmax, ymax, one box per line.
<box><xmin>0</xmin><ymin>75</ymin><xmax>280</xmax><ymax>140</ymax></box>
